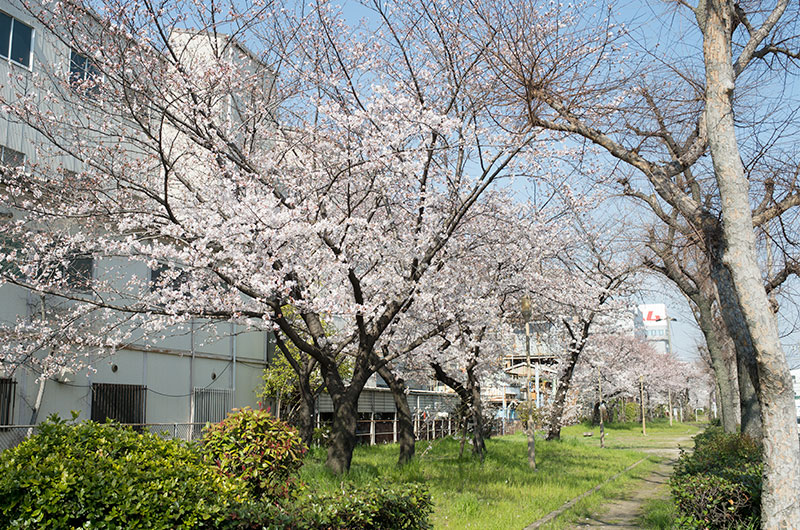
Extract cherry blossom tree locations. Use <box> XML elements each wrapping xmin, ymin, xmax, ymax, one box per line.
<box><xmin>468</xmin><ymin>0</ymin><xmax>800</xmax><ymax>521</ymax></box>
<box><xmin>0</xmin><ymin>0</ymin><xmax>584</xmax><ymax>474</ymax></box>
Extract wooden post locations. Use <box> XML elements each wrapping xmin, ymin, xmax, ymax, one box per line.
<box><xmin>598</xmin><ymin>369</ymin><xmax>605</xmax><ymax>449</ymax></box>
<box><xmin>640</xmin><ymin>375</ymin><xmax>646</xmax><ymax>436</ymax></box>
<box><xmin>668</xmin><ymin>388</ymin><xmax>673</xmax><ymax>426</ymax></box>
<box><xmin>370</xmin><ymin>412</ymin><xmax>375</xmax><ymax>445</ymax></box>
<box><xmin>393</xmin><ymin>412</ymin><xmax>398</xmax><ymax>443</ymax></box>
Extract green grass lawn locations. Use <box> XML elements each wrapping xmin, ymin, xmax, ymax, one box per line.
<box><xmin>300</xmin><ymin>420</ymin><xmax>702</xmax><ymax>529</ymax></box>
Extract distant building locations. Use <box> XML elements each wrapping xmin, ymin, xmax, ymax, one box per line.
<box><xmin>636</xmin><ymin>303</ymin><xmax>673</xmax><ymax>355</ymax></box>
<box><xmin>791</xmin><ymin>369</ymin><xmax>800</xmax><ymax>422</ymax></box>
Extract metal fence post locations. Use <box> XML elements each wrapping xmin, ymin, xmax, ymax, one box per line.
<box><xmin>369</xmin><ymin>413</ymin><xmax>375</xmax><ymax>445</ymax></box>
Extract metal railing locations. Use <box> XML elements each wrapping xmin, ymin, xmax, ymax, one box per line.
<box><xmin>0</xmin><ymin>422</ymin><xmax>209</xmax><ymax>453</ymax></box>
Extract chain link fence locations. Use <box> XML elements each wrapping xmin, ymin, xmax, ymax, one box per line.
<box><xmin>0</xmin><ymin>423</ymin><xmax>209</xmax><ymax>453</ymax></box>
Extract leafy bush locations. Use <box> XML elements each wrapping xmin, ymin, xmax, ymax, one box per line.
<box><xmin>220</xmin><ymin>484</ymin><xmax>433</xmax><ymax>530</ymax></box>
<box><xmin>670</xmin><ymin>427</ymin><xmax>761</xmax><ymax>528</ymax></box>
<box><xmin>201</xmin><ymin>406</ymin><xmax>307</xmax><ymax>499</ymax></box>
<box><xmin>623</xmin><ymin>402</ymin><xmax>640</xmax><ymax>423</ymax></box>
<box><xmin>0</xmin><ymin>414</ymin><xmax>245</xmax><ymax>529</ymax></box>
<box><xmin>312</xmin><ymin>425</ymin><xmax>332</xmax><ymax>447</ymax></box>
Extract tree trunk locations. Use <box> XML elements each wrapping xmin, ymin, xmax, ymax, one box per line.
<box><xmin>318</xmin><ymin>357</ymin><xmax>372</xmax><ymax>474</ymax></box>
<box><xmin>431</xmin><ymin>361</ymin><xmax>486</xmax><ymax>460</ymax></box>
<box><xmin>546</xmin><ymin>347</ymin><xmax>580</xmax><ymax>441</ymax></box>
<box><xmin>737</xmin><ymin>348</ymin><xmax>762</xmax><ymax>439</ymax></box>
<box><xmin>546</xmin><ymin>320</ymin><xmax>591</xmax><ymax>441</ymax></box>
<box><xmin>702</xmin><ymin>3</ymin><xmax>800</xmax><ymax>524</ymax></box>
<box><xmin>377</xmin><ymin>365</ymin><xmax>416</xmax><ymax>466</ymax></box>
<box><xmin>469</xmin><ymin>375</ymin><xmax>486</xmax><ymax>461</ymax></box>
<box><xmin>695</xmin><ymin>297</ymin><xmax>740</xmax><ymax>432</ymax></box>
<box><xmin>325</xmin><ymin>396</ymin><xmax>358</xmax><ymax>474</ymax></box>
<box><xmin>296</xmin><ymin>377</ymin><xmax>316</xmax><ymax>447</ymax></box>
<box><xmin>708</xmin><ymin>251</ymin><xmax>763</xmax><ymax>438</ymax></box>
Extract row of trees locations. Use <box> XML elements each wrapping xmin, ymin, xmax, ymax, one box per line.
<box><xmin>1</xmin><ymin>0</ymin><xmax>798</xmax><ymax>525</ymax></box>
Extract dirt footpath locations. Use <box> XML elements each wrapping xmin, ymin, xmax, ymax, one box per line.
<box><xmin>567</xmin><ymin>432</ymin><xmax>695</xmax><ymax>529</ymax></box>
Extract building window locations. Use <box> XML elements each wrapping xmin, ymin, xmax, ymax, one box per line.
<box><xmin>70</xmin><ymin>49</ymin><xmax>101</xmax><ymax>94</ymax></box>
<box><xmin>192</xmin><ymin>388</ymin><xmax>233</xmax><ymax>437</ymax></box>
<box><xmin>0</xmin><ymin>377</ymin><xmax>16</xmax><ymax>426</ymax></box>
<box><xmin>91</xmin><ymin>383</ymin><xmax>147</xmax><ymax>424</ymax></box>
<box><xmin>64</xmin><ymin>254</ymin><xmax>93</xmax><ymax>292</ymax></box>
<box><xmin>0</xmin><ymin>145</ymin><xmax>25</xmax><ymax>167</ymax></box>
<box><xmin>0</xmin><ymin>12</ymin><xmax>33</xmax><ymax>68</ymax></box>
<box><xmin>192</xmin><ymin>388</ymin><xmax>233</xmax><ymax>425</ymax></box>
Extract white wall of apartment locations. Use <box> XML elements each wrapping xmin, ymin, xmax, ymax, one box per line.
<box><xmin>0</xmin><ymin>0</ymin><xmax>272</xmax><ymax>427</ymax></box>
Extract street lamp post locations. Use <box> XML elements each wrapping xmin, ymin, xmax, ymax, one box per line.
<box><xmin>521</xmin><ymin>296</ymin><xmax>536</xmax><ymax>470</ymax></box>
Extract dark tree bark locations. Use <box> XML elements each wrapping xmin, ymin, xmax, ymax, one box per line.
<box><xmin>546</xmin><ymin>318</ymin><xmax>591</xmax><ymax>441</ymax></box>
<box><xmin>376</xmin><ymin>364</ymin><xmax>416</xmax><ymax>466</ymax></box>
<box><xmin>273</xmin><ymin>333</ymin><xmax>321</xmax><ymax>447</ymax></box>
<box><xmin>431</xmin><ymin>360</ymin><xmax>486</xmax><ymax>459</ymax></box>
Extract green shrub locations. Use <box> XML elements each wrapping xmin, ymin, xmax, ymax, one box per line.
<box><xmin>312</xmin><ymin>425</ymin><xmax>332</xmax><ymax>447</ymax></box>
<box><xmin>201</xmin><ymin>407</ymin><xmax>307</xmax><ymax>499</ymax></box>
<box><xmin>623</xmin><ymin>402</ymin><xmax>640</xmax><ymax>423</ymax></box>
<box><xmin>0</xmin><ymin>414</ymin><xmax>245</xmax><ymax>529</ymax></box>
<box><xmin>670</xmin><ymin>427</ymin><xmax>761</xmax><ymax>528</ymax></box>
<box><xmin>220</xmin><ymin>484</ymin><xmax>433</xmax><ymax>530</ymax></box>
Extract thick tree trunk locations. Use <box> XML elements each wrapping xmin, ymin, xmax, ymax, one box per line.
<box><xmin>377</xmin><ymin>365</ymin><xmax>416</xmax><ymax>466</ymax></box>
<box><xmin>469</xmin><ymin>375</ymin><xmax>486</xmax><ymax>461</ymax></box>
<box><xmin>546</xmin><ymin>347</ymin><xmax>580</xmax><ymax>441</ymax></box>
<box><xmin>296</xmin><ymin>377</ymin><xmax>316</xmax><ymax>447</ymax></box>
<box><xmin>325</xmin><ymin>396</ymin><xmax>358</xmax><ymax>474</ymax></box>
<box><xmin>708</xmin><ymin>252</ymin><xmax>763</xmax><ymax>438</ymax></box>
<box><xmin>546</xmin><ymin>320</ymin><xmax>591</xmax><ymax>441</ymax></box>
<box><xmin>318</xmin><ymin>357</ymin><xmax>372</xmax><ymax>474</ymax></box>
<box><xmin>431</xmin><ymin>361</ymin><xmax>486</xmax><ymax>460</ymax></box>
<box><xmin>737</xmin><ymin>351</ymin><xmax>762</xmax><ymax>439</ymax></box>
<box><xmin>702</xmin><ymin>4</ymin><xmax>800</xmax><ymax>525</ymax></box>
<box><xmin>696</xmin><ymin>298</ymin><xmax>740</xmax><ymax>432</ymax></box>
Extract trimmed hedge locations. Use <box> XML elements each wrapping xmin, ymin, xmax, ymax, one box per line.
<box><xmin>201</xmin><ymin>407</ymin><xmax>307</xmax><ymax>499</ymax></box>
<box><xmin>220</xmin><ymin>484</ymin><xmax>433</xmax><ymax>530</ymax></box>
<box><xmin>670</xmin><ymin>427</ymin><xmax>761</xmax><ymax>529</ymax></box>
<box><xmin>0</xmin><ymin>415</ymin><xmax>246</xmax><ymax>529</ymax></box>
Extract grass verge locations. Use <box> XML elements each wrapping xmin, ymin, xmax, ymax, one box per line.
<box><xmin>639</xmin><ymin>497</ymin><xmax>678</xmax><ymax>529</ymax></box>
<box><xmin>300</xmin><ymin>420</ymin><xmax>701</xmax><ymax>529</ymax></box>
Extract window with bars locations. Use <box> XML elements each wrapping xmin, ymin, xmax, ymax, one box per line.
<box><xmin>0</xmin><ymin>11</ymin><xmax>33</xmax><ymax>68</ymax></box>
<box><xmin>192</xmin><ymin>388</ymin><xmax>233</xmax><ymax>426</ymax></box>
<box><xmin>91</xmin><ymin>383</ymin><xmax>146</xmax><ymax>424</ymax></box>
<box><xmin>0</xmin><ymin>378</ymin><xmax>16</xmax><ymax>426</ymax></box>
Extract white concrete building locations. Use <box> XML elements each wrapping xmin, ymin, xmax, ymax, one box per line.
<box><xmin>0</xmin><ymin>0</ymin><xmax>271</xmax><ymax>435</ymax></box>
<box><xmin>636</xmin><ymin>303</ymin><xmax>674</xmax><ymax>355</ymax></box>
<box><xmin>791</xmin><ymin>369</ymin><xmax>800</xmax><ymax>422</ymax></box>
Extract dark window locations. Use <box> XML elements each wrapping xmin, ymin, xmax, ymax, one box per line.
<box><xmin>0</xmin><ymin>145</ymin><xmax>25</xmax><ymax>167</ymax></box>
<box><xmin>91</xmin><ymin>383</ymin><xmax>146</xmax><ymax>424</ymax></box>
<box><xmin>150</xmin><ymin>264</ymin><xmax>187</xmax><ymax>292</ymax></box>
<box><xmin>0</xmin><ymin>12</ymin><xmax>33</xmax><ymax>68</ymax></box>
<box><xmin>65</xmin><ymin>254</ymin><xmax>93</xmax><ymax>292</ymax></box>
<box><xmin>0</xmin><ymin>233</ymin><xmax>22</xmax><ymax>279</ymax></box>
<box><xmin>0</xmin><ymin>378</ymin><xmax>15</xmax><ymax>426</ymax></box>
<box><xmin>0</xmin><ymin>14</ymin><xmax>11</xmax><ymax>59</ymax></box>
<box><xmin>70</xmin><ymin>49</ymin><xmax>100</xmax><ymax>94</ymax></box>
